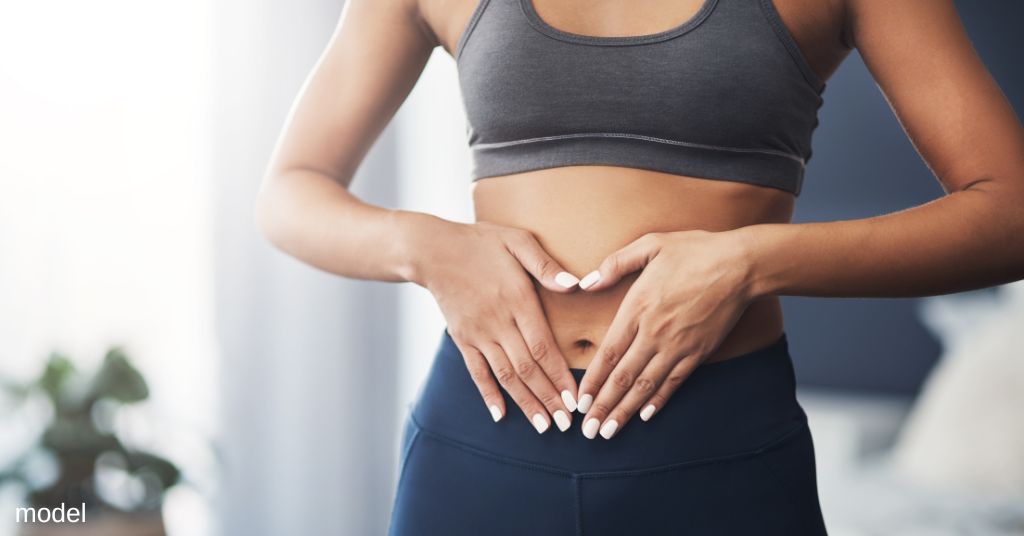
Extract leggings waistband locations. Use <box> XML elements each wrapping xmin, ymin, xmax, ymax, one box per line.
<box><xmin>410</xmin><ymin>328</ymin><xmax>808</xmax><ymax>474</ymax></box>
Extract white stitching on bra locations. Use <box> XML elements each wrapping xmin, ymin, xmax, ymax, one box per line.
<box><xmin>471</xmin><ymin>132</ymin><xmax>806</xmax><ymax>166</ymax></box>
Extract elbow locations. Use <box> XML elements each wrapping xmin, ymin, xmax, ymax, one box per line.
<box><xmin>995</xmin><ymin>184</ymin><xmax>1024</xmax><ymax>283</ymax></box>
<box><xmin>959</xmin><ymin>177</ymin><xmax>1024</xmax><ymax>285</ymax></box>
<box><xmin>253</xmin><ymin>175</ymin><xmax>286</xmax><ymax>249</ymax></box>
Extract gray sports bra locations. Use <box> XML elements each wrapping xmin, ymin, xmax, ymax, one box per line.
<box><xmin>455</xmin><ymin>0</ymin><xmax>826</xmax><ymax>195</ymax></box>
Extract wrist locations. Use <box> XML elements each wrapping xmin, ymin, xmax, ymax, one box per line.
<box><xmin>391</xmin><ymin>209</ymin><xmax>459</xmax><ymax>287</ymax></box>
<box><xmin>731</xmin><ymin>224</ymin><xmax>783</xmax><ymax>300</ymax></box>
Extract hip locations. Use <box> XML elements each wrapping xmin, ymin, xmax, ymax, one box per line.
<box><xmin>408</xmin><ymin>326</ymin><xmax>810</xmax><ymax>473</ymax></box>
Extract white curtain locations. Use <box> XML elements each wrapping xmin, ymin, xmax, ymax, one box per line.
<box><xmin>210</xmin><ymin>0</ymin><xmax>476</xmax><ymax>531</ymax></box>
<box><xmin>210</xmin><ymin>1</ymin><xmax>401</xmax><ymax>534</ymax></box>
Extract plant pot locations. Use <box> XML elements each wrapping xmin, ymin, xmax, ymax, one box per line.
<box><xmin>17</xmin><ymin>512</ymin><xmax>166</xmax><ymax>536</ymax></box>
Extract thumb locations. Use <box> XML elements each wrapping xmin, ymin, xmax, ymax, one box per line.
<box><xmin>579</xmin><ymin>232</ymin><xmax>663</xmax><ymax>291</ymax></box>
<box><xmin>505</xmin><ymin>230</ymin><xmax>581</xmax><ymax>292</ymax></box>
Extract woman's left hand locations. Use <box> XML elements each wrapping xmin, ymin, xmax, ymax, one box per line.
<box><xmin>574</xmin><ymin>229</ymin><xmax>758</xmax><ymax>440</ymax></box>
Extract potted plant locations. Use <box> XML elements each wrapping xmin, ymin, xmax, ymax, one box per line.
<box><xmin>1</xmin><ymin>347</ymin><xmax>181</xmax><ymax>536</ymax></box>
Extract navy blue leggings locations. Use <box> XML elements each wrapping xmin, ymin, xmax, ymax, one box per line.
<box><xmin>388</xmin><ymin>328</ymin><xmax>828</xmax><ymax>535</ymax></box>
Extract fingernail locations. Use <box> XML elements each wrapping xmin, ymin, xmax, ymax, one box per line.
<box><xmin>553</xmin><ymin>410</ymin><xmax>571</xmax><ymax>432</ymax></box>
<box><xmin>599</xmin><ymin>419</ymin><xmax>619</xmax><ymax>439</ymax></box>
<box><xmin>561</xmin><ymin>390</ymin><xmax>577</xmax><ymax>412</ymax></box>
<box><xmin>577</xmin><ymin>393</ymin><xmax>593</xmax><ymax>414</ymax></box>
<box><xmin>489</xmin><ymin>405</ymin><xmax>503</xmax><ymax>422</ymax></box>
<box><xmin>640</xmin><ymin>404</ymin><xmax>656</xmax><ymax>422</ymax></box>
<box><xmin>554</xmin><ymin>271</ymin><xmax>580</xmax><ymax>288</ymax></box>
<box><xmin>579</xmin><ymin>270</ymin><xmax>601</xmax><ymax>290</ymax></box>
<box><xmin>532</xmin><ymin>413</ymin><xmax>550</xmax><ymax>434</ymax></box>
<box><xmin>582</xmin><ymin>418</ymin><xmax>600</xmax><ymax>439</ymax></box>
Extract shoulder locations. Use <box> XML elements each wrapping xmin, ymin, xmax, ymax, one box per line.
<box><xmin>343</xmin><ymin>0</ymin><xmax>441</xmax><ymax>50</ymax></box>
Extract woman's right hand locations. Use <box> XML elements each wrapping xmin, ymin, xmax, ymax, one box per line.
<box><xmin>404</xmin><ymin>216</ymin><xmax>581</xmax><ymax>434</ymax></box>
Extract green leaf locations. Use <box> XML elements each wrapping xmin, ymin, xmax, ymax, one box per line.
<box><xmin>39</xmin><ymin>353</ymin><xmax>76</xmax><ymax>403</ymax></box>
<box><xmin>87</xmin><ymin>347</ymin><xmax>149</xmax><ymax>404</ymax></box>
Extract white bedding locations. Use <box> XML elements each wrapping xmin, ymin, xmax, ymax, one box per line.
<box><xmin>799</xmin><ymin>389</ymin><xmax>1024</xmax><ymax>536</ymax></box>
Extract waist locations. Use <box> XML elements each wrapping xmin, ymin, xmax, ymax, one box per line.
<box><xmin>410</xmin><ymin>327</ymin><xmax>809</xmax><ymax>474</ymax></box>
<box><xmin>472</xmin><ymin>165</ymin><xmax>795</xmax><ymax>368</ymax></box>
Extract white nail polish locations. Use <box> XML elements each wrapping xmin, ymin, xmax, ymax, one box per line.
<box><xmin>599</xmin><ymin>420</ymin><xmax>619</xmax><ymax>439</ymax></box>
<box><xmin>553</xmin><ymin>410</ymin><xmax>571</xmax><ymax>432</ymax></box>
<box><xmin>579</xmin><ymin>270</ymin><xmax>601</xmax><ymax>290</ymax></box>
<box><xmin>583</xmin><ymin>418</ymin><xmax>600</xmax><ymax>439</ymax></box>
<box><xmin>489</xmin><ymin>405</ymin><xmax>503</xmax><ymax>422</ymax></box>
<box><xmin>577</xmin><ymin>394</ymin><xmax>593</xmax><ymax>414</ymax></box>
<box><xmin>554</xmin><ymin>271</ymin><xmax>580</xmax><ymax>288</ymax></box>
<box><xmin>532</xmin><ymin>413</ymin><xmax>549</xmax><ymax>434</ymax></box>
<box><xmin>561</xmin><ymin>390</ymin><xmax>578</xmax><ymax>412</ymax></box>
<box><xmin>640</xmin><ymin>404</ymin><xmax>656</xmax><ymax>422</ymax></box>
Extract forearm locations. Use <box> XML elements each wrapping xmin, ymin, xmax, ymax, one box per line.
<box><xmin>742</xmin><ymin>179</ymin><xmax>1024</xmax><ymax>299</ymax></box>
<box><xmin>254</xmin><ymin>168</ymin><xmax>445</xmax><ymax>283</ymax></box>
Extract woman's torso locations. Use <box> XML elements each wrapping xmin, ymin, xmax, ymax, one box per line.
<box><xmin>419</xmin><ymin>0</ymin><xmax>852</xmax><ymax>369</ymax></box>
<box><xmin>474</xmin><ymin>169</ymin><xmax>796</xmax><ymax>368</ymax></box>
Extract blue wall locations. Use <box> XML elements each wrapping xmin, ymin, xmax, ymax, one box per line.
<box><xmin>785</xmin><ymin>1</ymin><xmax>1023</xmax><ymax>395</ymax></box>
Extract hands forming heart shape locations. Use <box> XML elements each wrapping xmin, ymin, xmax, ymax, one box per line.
<box><xmin>411</xmin><ymin>218</ymin><xmax>759</xmax><ymax>439</ymax></box>
<box><xmin>569</xmin><ymin>228</ymin><xmax>757</xmax><ymax>439</ymax></box>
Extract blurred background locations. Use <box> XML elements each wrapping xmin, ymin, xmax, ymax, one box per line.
<box><xmin>0</xmin><ymin>0</ymin><xmax>1021</xmax><ymax>535</ymax></box>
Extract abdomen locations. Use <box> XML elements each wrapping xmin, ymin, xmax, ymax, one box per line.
<box><xmin>472</xmin><ymin>165</ymin><xmax>795</xmax><ymax>369</ymax></box>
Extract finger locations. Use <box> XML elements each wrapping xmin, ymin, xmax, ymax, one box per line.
<box><xmin>478</xmin><ymin>341</ymin><xmax>552</xmax><ymax>434</ymax></box>
<box><xmin>579</xmin><ymin>338</ymin><xmax>657</xmax><ymax>440</ymax></box>
<box><xmin>638</xmin><ymin>355</ymin><xmax>703</xmax><ymax>423</ymax></box>
<box><xmin>451</xmin><ymin>338</ymin><xmax>506</xmax><ymax>422</ymax></box>
<box><xmin>500</xmin><ymin>329</ymin><xmax>573</xmax><ymax>433</ymax></box>
<box><xmin>513</xmin><ymin>298</ymin><xmax>580</xmax><ymax>414</ymax></box>
<box><xmin>504</xmin><ymin>229</ymin><xmax>581</xmax><ymax>292</ymax></box>
<box><xmin>579</xmin><ymin>233</ymin><xmax>663</xmax><ymax>292</ymax></box>
<box><xmin>576</xmin><ymin>299</ymin><xmax>641</xmax><ymax>416</ymax></box>
<box><xmin>598</xmin><ymin>353</ymin><xmax>679</xmax><ymax>437</ymax></box>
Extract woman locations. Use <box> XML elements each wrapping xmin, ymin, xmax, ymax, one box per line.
<box><xmin>254</xmin><ymin>0</ymin><xmax>1024</xmax><ymax>533</ymax></box>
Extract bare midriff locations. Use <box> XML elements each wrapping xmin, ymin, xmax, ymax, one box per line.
<box><xmin>472</xmin><ymin>165</ymin><xmax>795</xmax><ymax>370</ymax></box>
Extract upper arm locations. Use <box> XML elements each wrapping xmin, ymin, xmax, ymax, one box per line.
<box><xmin>265</xmin><ymin>0</ymin><xmax>438</xmax><ymax>186</ymax></box>
<box><xmin>847</xmin><ymin>0</ymin><xmax>1024</xmax><ymax>193</ymax></box>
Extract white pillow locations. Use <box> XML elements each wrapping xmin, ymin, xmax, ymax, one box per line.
<box><xmin>889</xmin><ymin>280</ymin><xmax>1024</xmax><ymax>496</ymax></box>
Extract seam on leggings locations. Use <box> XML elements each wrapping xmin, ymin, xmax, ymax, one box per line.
<box><xmin>410</xmin><ymin>412</ymin><xmax>575</xmax><ymax>477</ymax></box>
<box><xmin>393</xmin><ymin>417</ymin><xmax>424</xmax><ymax>493</ymax></box>
<box><xmin>752</xmin><ymin>452</ymin><xmax>806</xmax><ymax>529</ymax></box>
<box><xmin>749</xmin><ymin>426</ymin><xmax>825</xmax><ymax>535</ymax></box>
<box><xmin>579</xmin><ymin>419</ymin><xmax>809</xmax><ymax>480</ymax></box>
<box><xmin>572</xmin><ymin>475</ymin><xmax>583</xmax><ymax>536</ymax></box>
<box><xmin>409</xmin><ymin>410</ymin><xmax>809</xmax><ymax>478</ymax></box>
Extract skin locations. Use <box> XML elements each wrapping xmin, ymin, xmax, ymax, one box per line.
<box><xmin>254</xmin><ymin>0</ymin><xmax>1024</xmax><ymax>440</ymax></box>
